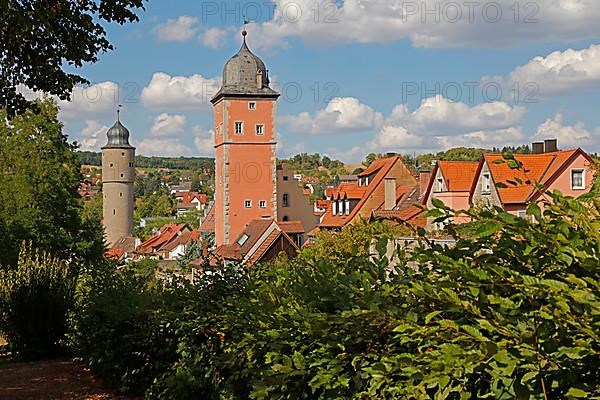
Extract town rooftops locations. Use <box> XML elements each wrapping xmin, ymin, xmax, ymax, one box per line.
<box><xmin>471</xmin><ymin>148</ymin><xmax>592</xmax><ymax>204</ymax></box>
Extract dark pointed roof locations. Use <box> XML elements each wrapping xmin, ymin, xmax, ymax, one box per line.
<box><xmin>211</xmin><ymin>31</ymin><xmax>279</xmax><ymax>103</ymax></box>
<box><xmin>102</xmin><ymin>119</ymin><xmax>134</xmax><ymax>149</ymax></box>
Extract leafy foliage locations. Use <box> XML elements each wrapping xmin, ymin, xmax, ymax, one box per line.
<box><xmin>73</xmin><ymin>188</ymin><xmax>599</xmax><ymax>399</ymax></box>
<box><xmin>0</xmin><ymin>245</ymin><xmax>76</xmax><ymax>360</ymax></box>
<box><xmin>0</xmin><ymin>100</ymin><xmax>105</xmax><ymax>266</ymax></box>
<box><xmin>1</xmin><ymin>0</ymin><xmax>146</xmax><ymax>117</ymax></box>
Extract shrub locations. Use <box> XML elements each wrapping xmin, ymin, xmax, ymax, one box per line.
<box><xmin>0</xmin><ymin>245</ymin><xmax>76</xmax><ymax>359</ymax></box>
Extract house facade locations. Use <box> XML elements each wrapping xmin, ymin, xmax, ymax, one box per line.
<box><xmin>277</xmin><ymin>163</ymin><xmax>320</xmax><ymax>234</ymax></box>
<box><xmin>470</xmin><ymin>144</ymin><xmax>594</xmax><ymax>216</ymax></box>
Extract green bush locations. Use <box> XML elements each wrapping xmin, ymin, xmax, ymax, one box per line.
<box><xmin>0</xmin><ymin>246</ymin><xmax>76</xmax><ymax>359</ymax></box>
<box><xmin>73</xmin><ymin>190</ymin><xmax>599</xmax><ymax>399</ymax></box>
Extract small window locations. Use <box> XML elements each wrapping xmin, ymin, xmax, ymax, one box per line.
<box><xmin>259</xmin><ymin>200</ymin><xmax>267</xmax><ymax>208</ymax></box>
<box><xmin>283</xmin><ymin>176</ymin><xmax>289</xmax><ymax>181</ymax></box>
<box><xmin>244</xmin><ymin>200</ymin><xmax>252</xmax><ymax>208</ymax></box>
<box><xmin>345</xmin><ymin>199</ymin><xmax>350</xmax><ymax>215</ymax></box>
<box><xmin>248</xmin><ymin>102</ymin><xmax>256</xmax><ymax>110</ymax></box>
<box><xmin>436</xmin><ymin>177</ymin><xmax>444</xmax><ymax>193</ymax></box>
<box><xmin>571</xmin><ymin>169</ymin><xmax>584</xmax><ymax>190</ymax></box>
<box><xmin>282</xmin><ymin>193</ymin><xmax>290</xmax><ymax>208</ymax></box>
<box><xmin>110</xmin><ymin>163</ymin><xmax>114</xmax><ymax>168</ymax></box>
<box><xmin>518</xmin><ymin>210</ymin><xmax>527</xmax><ymax>218</ymax></box>
<box><xmin>234</xmin><ymin>121</ymin><xmax>244</xmax><ymax>135</ymax></box>
<box><xmin>129</xmin><ymin>162</ymin><xmax>134</xmax><ymax>167</ymax></box>
<box><xmin>120</xmin><ymin>173</ymin><xmax>124</xmax><ymax>178</ymax></box>
<box><xmin>113</xmin><ymin>209</ymin><xmax>116</xmax><ymax>215</ymax></box>
<box><xmin>121</xmin><ymin>152</ymin><xmax>125</xmax><ymax>156</ymax></box>
<box><xmin>365</xmin><ymin>177</ymin><xmax>369</xmax><ymax>186</ymax></box>
<box><xmin>282</xmin><ymin>215</ymin><xmax>289</xmax><ymax>222</ymax></box>
<box><xmin>237</xmin><ymin>233</ymin><xmax>249</xmax><ymax>246</ymax></box>
<box><xmin>120</xmin><ymin>192</ymin><xmax>123</xmax><ymax>197</ymax></box>
<box><xmin>482</xmin><ymin>173</ymin><xmax>491</xmax><ymax>193</ymax></box>
<box><xmin>256</xmin><ymin>124</ymin><xmax>264</xmax><ymax>135</ymax></box>
<box><xmin>332</xmin><ymin>201</ymin><xmax>337</xmax><ymax>216</ymax></box>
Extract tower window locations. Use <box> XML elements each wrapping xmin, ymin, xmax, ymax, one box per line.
<box><xmin>129</xmin><ymin>162</ymin><xmax>134</xmax><ymax>167</ymax></box>
<box><xmin>120</xmin><ymin>192</ymin><xmax>123</xmax><ymax>197</ymax></box>
<box><xmin>109</xmin><ymin>163</ymin><xmax>114</xmax><ymax>168</ymax></box>
<box><xmin>113</xmin><ymin>209</ymin><xmax>116</xmax><ymax>215</ymax></box>
<box><xmin>259</xmin><ymin>200</ymin><xmax>267</xmax><ymax>208</ymax></box>
<box><xmin>121</xmin><ymin>152</ymin><xmax>125</xmax><ymax>156</ymax></box>
<box><xmin>282</xmin><ymin>193</ymin><xmax>290</xmax><ymax>208</ymax></box>
<box><xmin>120</xmin><ymin>173</ymin><xmax>124</xmax><ymax>178</ymax></box>
<box><xmin>248</xmin><ymin>102</ymin><xmax>256</xmax><ymax>110</ymax></box>
<box><xmin>234</xmin><ymin>121</ymin><xmax>244</xmax><ymax>135</ymax></box>
<box><xmin>255</xmin><ymin>124</ymin><xmax>264</xmax><ymax>135</ymax></box>
<box><xmin>244</xmin><ymin>199</ymin><xmax>252</xmax><ymax>208</ymax></box>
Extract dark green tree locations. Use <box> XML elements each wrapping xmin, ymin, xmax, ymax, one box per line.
<box><xmin>0</xmin><ymin>100</ymin><xmax>104</xmax><ymax>267</ymax></box>
<box><xmin>1</xmin><ymin>0</ymin><xmax>146</xmax><ymax>117</ymax></box>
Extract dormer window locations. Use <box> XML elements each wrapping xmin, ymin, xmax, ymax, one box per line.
<box><xmin>332</xmin><ymin>201</ymin><xmax>337</xmax><ymax>216</ymax></box>
<box><xmin>358</xmin><ymin>177</ymin><xmax>362</xmax><ymax>186</ymax></box>
<box><xmin>345</xmin><ymin>199</ymin><xmax>350</xmax><ymax>215</ymax></box>
<box><xmin>365</xmin><ymin>176</ymin><xmax>370</xmax><ymax>186</ymax></box>
<box><xmin>257</xmin><ymin>70</ymin><xmax>263</xmax><ymax>88</ymax></box>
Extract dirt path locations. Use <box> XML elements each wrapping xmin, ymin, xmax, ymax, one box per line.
<box><xmin>0</xmin><ymin>357</ymin><xmax>131</xmax><ymax>400</ymax></box>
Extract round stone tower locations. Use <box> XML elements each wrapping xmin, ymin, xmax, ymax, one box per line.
<box><xmin>102</xmin><ymin>113</ymin><xmax>135</xmax><ymax>246</ymax></box>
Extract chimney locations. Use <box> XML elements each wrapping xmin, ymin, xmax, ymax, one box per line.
<box><xmin>384</xmin><ymin>178</ymin><xmax>396</xmax><ymax>211</ymax></box>
<box><xmin>544</xmin><ymin>139</ymin><xmax>558</xmax><ymax>153</ymax></box>
<box><xmin>419</xmin><ymin>170</ymin><xmax>432</xmax><ymax>197</ymax></box>
<box><xmin>532</xmin><ymin>142</ymin><xmax>544</xmax><ymax>154</ymax></box>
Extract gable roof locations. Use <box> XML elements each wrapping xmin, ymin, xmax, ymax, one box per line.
<box><xmin>199</xmin><ymin>205</ymin><xmax>216</xmax><ymax>233</ymax></box>
<box><xmin>278</xmin><ymin>220</ymin><xmax>305</xmax><ymax>234</ymax></box>
<box><xmin>137</xmin><ymin>224</ymin><xmax>189</xmax><ymax>254</ymax></box>
<box><xmin>438</xmin><ymin>161</ymin><xmax>480</xmax><ymax>191</ymax></box>
<box><xmin>213</xmin><ymin>219</ymin><xmax>299</xmax><ymax>266</ymax></box>
<box><xmin>371</xmin><ymin>205</ymin><xmax>426</xmax><ymax>228</ymax></box>
<box><xmin>471</xmin><ymin>148</ymin><xmax>592</xmax><ymax>204</ymax></box>
<box><xmin>320</xmin><ymin>156</ymin><xmax>415</xmax><ymax>228</ymax></box>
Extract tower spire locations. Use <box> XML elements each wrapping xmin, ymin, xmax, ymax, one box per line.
<box><xmin>242</xmin><ymin>16</ymin><xmax>248</xmax><ymax>42</ymax></box>
<box><xmin>117</xmin><ymin>104</ymin><xmax>123</xmax><ymax>122</ymax></box>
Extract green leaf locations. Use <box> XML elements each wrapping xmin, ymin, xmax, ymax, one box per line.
<box><xmin>566</xmin><ymin>388</ymin><xmax>589</xmax><ymax>398</ymax></box>
<box><xmin>425</xmin><ymin>310</ymin><xmax>442</xmax><ymax>324</ymax></box>
<box><xmin>475</xmin><ymin>221</ymin><xmax>502</xmax><ymax>238</ymax></box>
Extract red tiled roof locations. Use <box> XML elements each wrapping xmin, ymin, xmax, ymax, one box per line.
<box><xmin>278</xmin><ymin>220</ymin><xmax>305</xmax><ymax>234</ymax></box>
<box><xmin>112</xmin><ymin>236</ymin><xmax>138</xmax><ymax>253</ymax></box>
<box><xmin>321</xmin><ymin>156</ymin><xmax>407</xmax><ymax>228</ymax></box>
<box><xmin>358</xmin><ymin>158</ymin><xmax>387</xmax><ymax>177</ymax></box>
<box><xmin>178</xmin><ymin>192</ymin><xmax>207</xmax><ymax>204</ymax></box>
<box><xmin>438</xmin><ymin>161</ymin><xmax>480</xmax><ymax>192</ymax></box>
<box><xmin>105</xmin><ymin>248</ymin><xmax>125</xmax><ymax>260</ymax></box>
<box><xmin>371</xmin><ymin>205</ymin><xmax>426</xmax><ymax>228</ymax></box>
<box><xmin>161</xmin><ymin>230</ymin><xmax>200</xmax><ymax>252</ymax></box>
<box><xmin>199</xmin><ymin>206</ymin><xmax>215</xmax><ymax>233</ymax></box>
<box><xmin>315</xmin><ymin>200</ymin><xmax>329</xmax><ymax>209</ymax></box>
<box><xmin>474</xmin><ymin>149</ymin><xmax>588</xmax><ymax>204</ymax></box>
<box><xmin>137</xmin><ymin>224</ymin><xmax>188</xmax><ymax>254</ymax></box>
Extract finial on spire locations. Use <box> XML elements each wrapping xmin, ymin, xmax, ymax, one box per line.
<box><xmin>242</xmin><ymin>17</ymin><xmax>248</xmax><ymax>41</ymax></box>
<box><xmin>117</xmin><ymin>104</ymin><xmax>123</xmax><ymax>122</ymax></box>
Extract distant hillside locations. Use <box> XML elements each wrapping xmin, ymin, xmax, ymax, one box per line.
<box><xmin>77</xmin><ymin>151</ymin><xmax>215</xmax><ymax>172</ymax></box>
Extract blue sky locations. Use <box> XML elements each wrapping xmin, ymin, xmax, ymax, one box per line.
<box><xmin>58</xmin><ymin>0</ymin><xmax>600</xmax><ymax>163</ymax></box>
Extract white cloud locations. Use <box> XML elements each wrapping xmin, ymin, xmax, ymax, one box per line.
<box><xmin>201</xmin><ymin>27</ymin><xmax>230</xmax><ymax>48</ymax></box>
<box><xmin>137</xmin><ymin>138</ymin><xmax>192</xmax><ymax>157</ymax></box>
<box><xmin>533</xmin><ymin>114</ymin><xmax>597</xmax><ymax>149</ymax></box>
<box><xmin>58</xmin><ymin>81</ymin><xmax>120</xmax><ymax>121</ymax></box>
<box><xmin>326</xmin><ymin>96</ymin><xmax>526</xmax><ymax>162</ymax></box>
<box><xmin>279</xmin><ymin>97</ymin><xmax>383</xmax><ymax>134</ymax></box>
<box><xmin>505</xmin><ymin>44</ymin><xmax>600</xmax><ymax>96</ymax></box>
<box><xmin>193</xmin><ymin>126</ymin><xmax>215</xmax><ymax>156</ymax></box>
<box><xmin>78</xmin><ymin>120</ymin><xmax>108</xmax><ymax>151</ymax></box>
<box><xmin>150</xmin><ymin>113</ymin><xmax>186</xmax><ymax>137</ymax></box>
<box><xmin>141</xmin><ymin>72</ymin><xmax>221</xmax><ymax>111</ymax></box>
<box><xmin>252</xmin><ymin>0</ymin><xmax>600</xmax><ymax>50</ymax></box>
<box><xmin>153</xmin><ymin>16</ymin><xmax>199</xmax><ymax>42</ymax></box>
<box><xmin>386</xmin><ymin>96</ymin><xmax>526</xmax><ymax>136</ymax></box>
